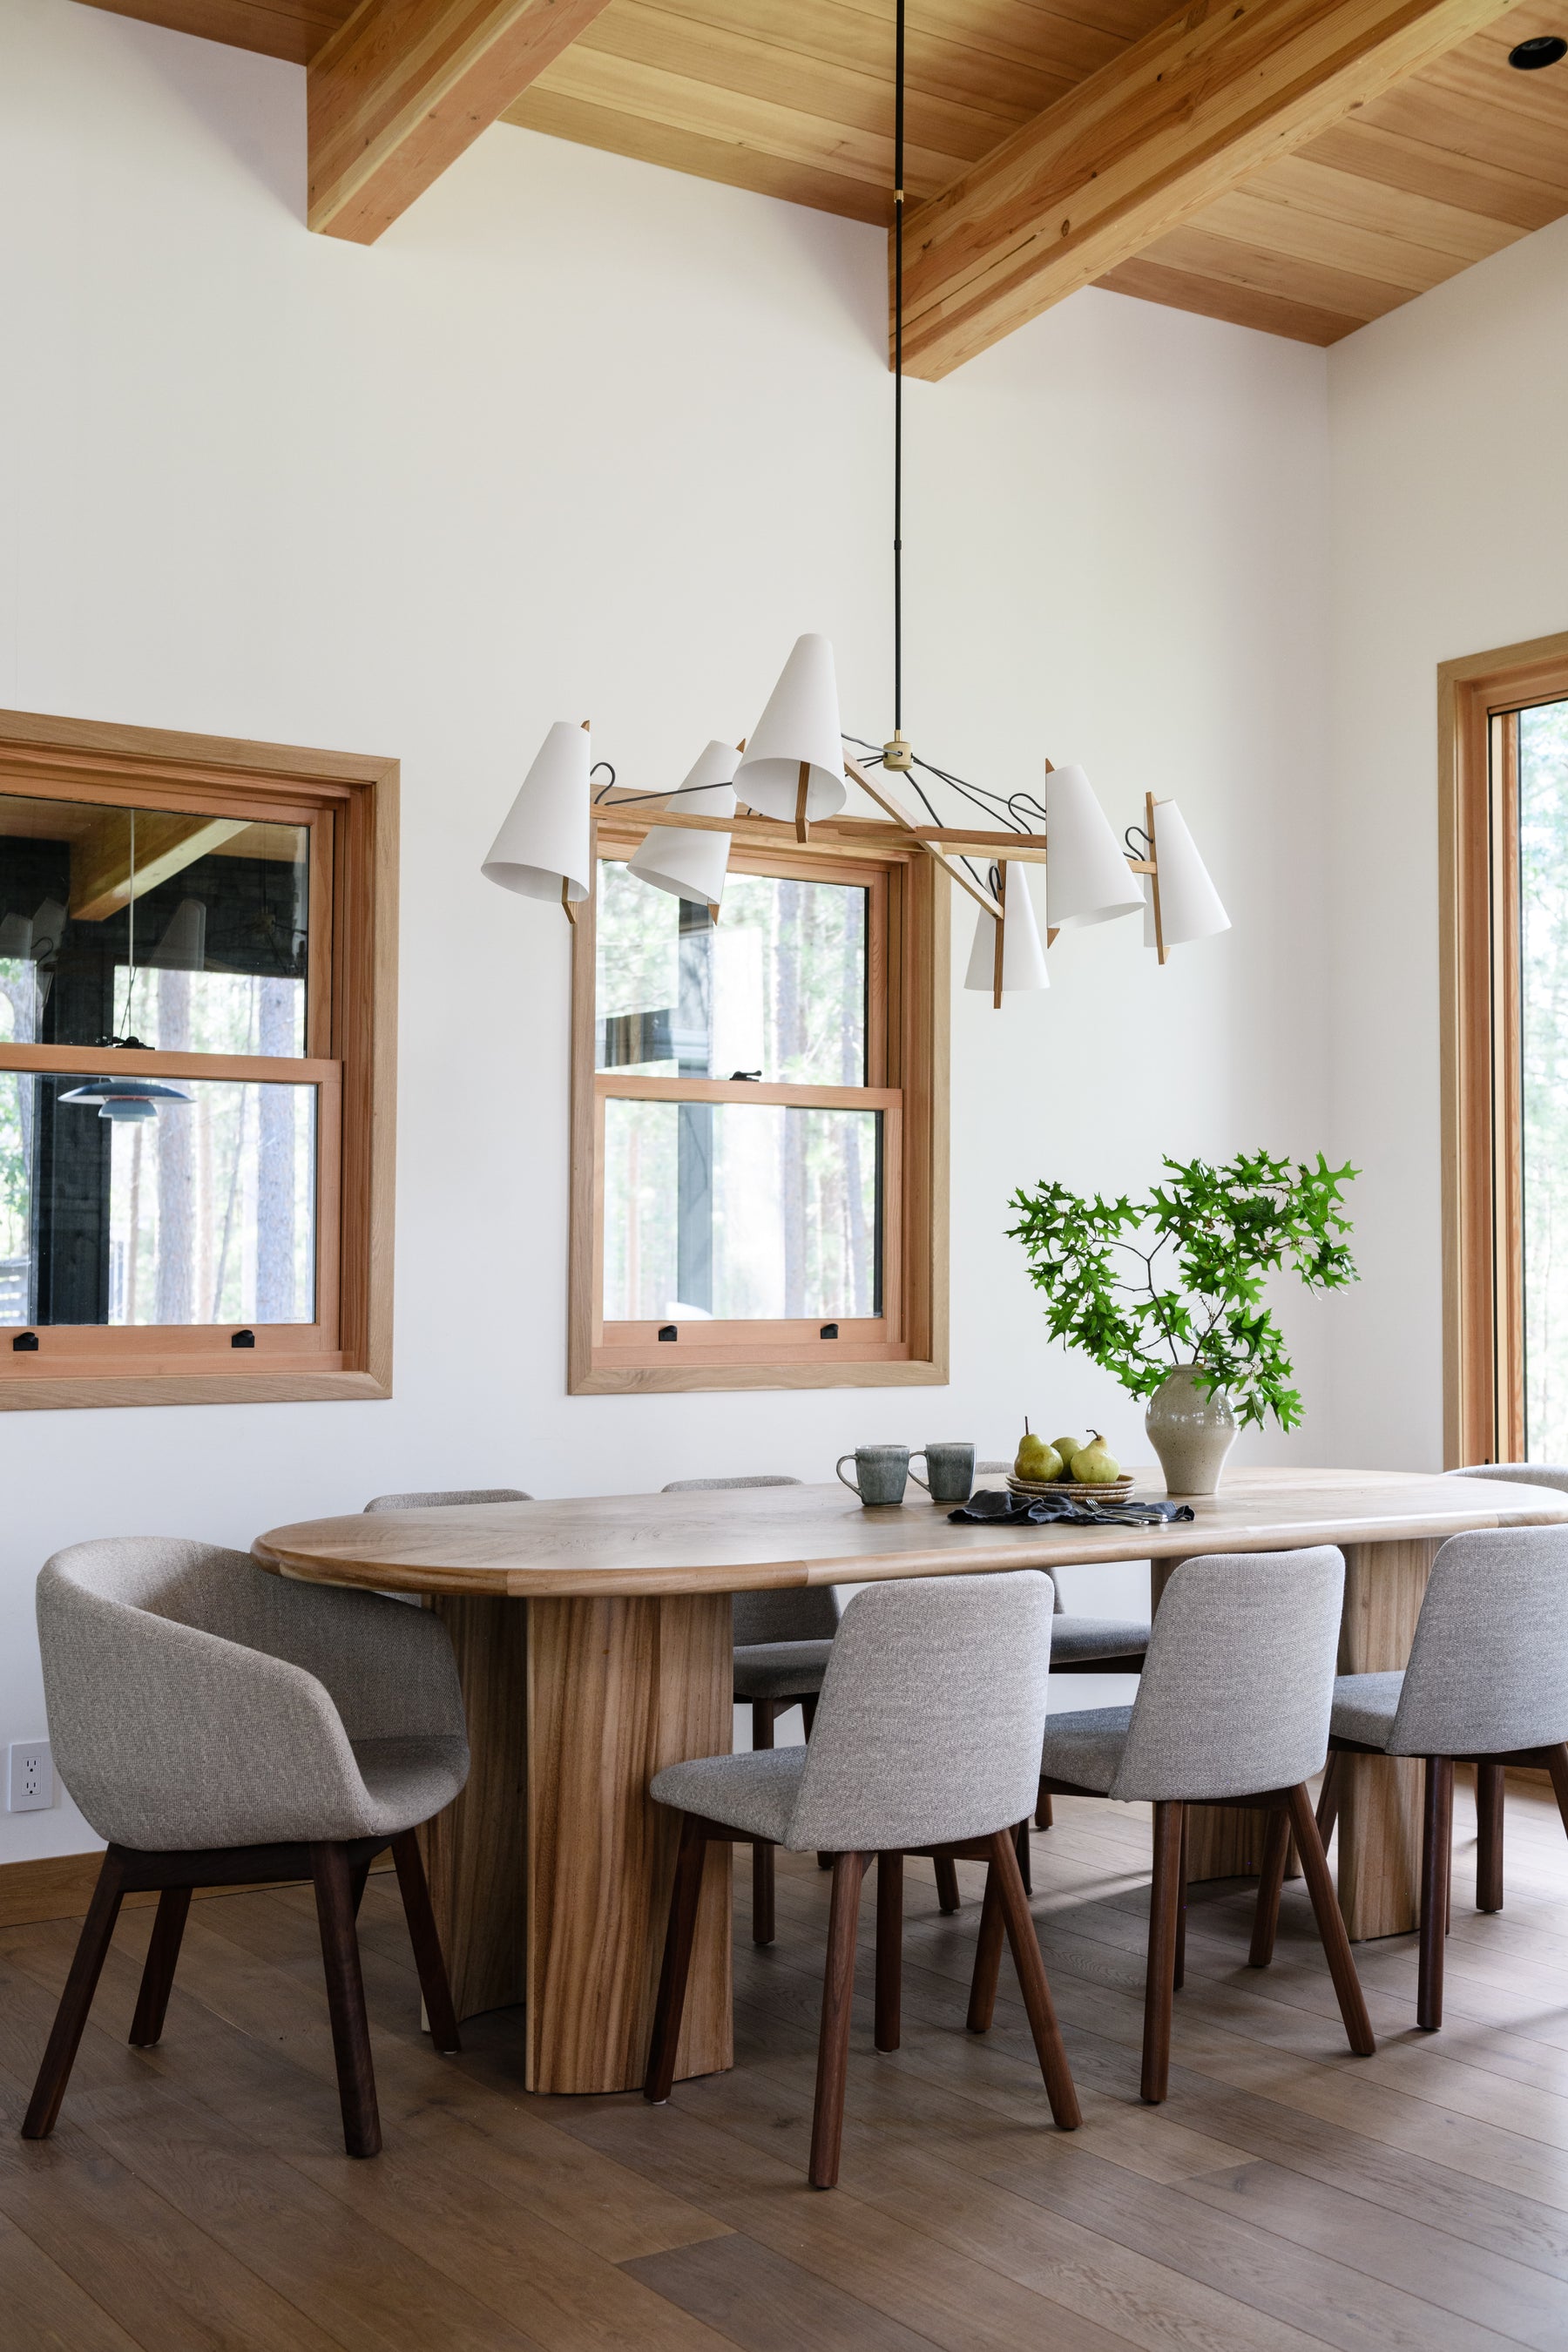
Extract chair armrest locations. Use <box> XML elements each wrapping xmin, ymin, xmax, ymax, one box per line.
<box><xmin>246</xmin><ymin>1572</ymin><xmax>466</xmax><ymax>1743</ymax></box>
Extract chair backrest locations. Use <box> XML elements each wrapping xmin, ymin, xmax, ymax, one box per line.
<box><xmin>1109</xmin><ymin>1548</ymin><xmax>1344</xmax><ymax>1802</ymax></box>
<box><xmin>661</xmin><ymin>1477</ymin><xmax>836</xmax><ymax>1645</ymax></box>
<box><xmin>1449</xmin><ymin>1463</ymin><xmax>1568</xmax><ymax>1495</ymax></box>
<box><xmin>364</xmin><ymin>1488</ymin><xmax>532</xmax><ymax>1511</ymax></box>
<box><xmin>1389</xmin><ymin>1525</ymin><xmax>1568</xmax><ymax>1754</ymax></box>
<box><xmin>784</xmin><ymin>1572</ymin><xmax>1054</xmax><ymax>1852</ymax></box>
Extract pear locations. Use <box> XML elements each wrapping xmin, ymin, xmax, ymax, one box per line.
<box><xmin>1015</xmin><ymin>1423</ymin><xmax>1064</xmax><ymax>1484</ymax></box>
<box><xmin>1049</xmin><ymin>1436</ymin><xmax>1080</xmax><ymax>1480</ymax></box>
<box><xmin>1069</xmin><ymin>1431</ymin><xmax>1121</xmax><ymax>1484</ymax></box>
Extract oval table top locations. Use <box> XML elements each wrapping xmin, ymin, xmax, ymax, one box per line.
<box><xmin>251</xmin><ymin>1466</ymin><xmax>1568</xmax><ymax>1599</ymax></box>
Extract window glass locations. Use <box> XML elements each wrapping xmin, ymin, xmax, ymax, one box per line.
<box><xmin>603</xmin><ymin>1098</ymin><xmax>880</xmax><ymax>1322</ymax></box>
<box><xmin>0</xmin><ymin>798</ymin><xmax>308</xmax><ymax>1056</ymax></box>
<box><xmin>595</xmin><ymin>860</ymin><xmax>867</xmax><ymax>1085</ymax></box>
<box><xmin>0</xmin><ymin>1072</ymin><xmax>316</xmax><ymax>1327</ymax></box>
<box><xmin>1520</xmin><ymin>700</ymin><xmax>1568</xmax><ymax>1454</ymax></box>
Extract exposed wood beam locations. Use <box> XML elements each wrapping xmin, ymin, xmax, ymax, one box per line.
<box><xmin>308</xmin><ymin>0</ymin><xmax>615</xmax><ymax>244</ymax></box>
<box><xmin>70</xmin><ymin>813</ymin><xmax>249</xmax><ymax>923</ymax></box>
<box><xmin>899</xmin><ymin>0</ymin><xmax>1517</xmax><ymax>380</ymax></box>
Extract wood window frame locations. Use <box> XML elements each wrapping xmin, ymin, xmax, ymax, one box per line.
<box><xmin>0</xmin><ymin>708</ymin><xmax>397</xmax><ymax>1410</ymax></box>
<box><xmin>1438</xmin><ymin>629</ymin><xmax>1568</xmax><ymax>1466</ymax></box>
<box><xmin>570</xmin><ymin>810</ymin><xmax>949</xmax><ymax>1394</ymax></box>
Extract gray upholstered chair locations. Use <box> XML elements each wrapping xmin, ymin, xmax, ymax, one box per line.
<box><xmin>970</xmin><ymin>1546</ymin><xmax>1374</xmax><ymax>2105</ymax></box>
<box><xmin>645</xmin><ymin>1571</ymin><xmax>1079</xmax><ymax>2187</ymax></box>
<box><xmin>364</xmin><ymin>1487</ymin><xmax>532</xmax><ymax>1510</ymax></box>
<box><xmin>24</xmin><ymin>1539</ymin><xmax>469</xmax><ymax>2159</ymax></box>
<box><xmin>662</xmin><ymin>1475</ymin><xmax>837</xmax><ymax>1943</ymax></box>
<box><xmin>1295</xmin><ymin>1524</ymin><xmax>1568</xmax><ymax>2031</ymax></box>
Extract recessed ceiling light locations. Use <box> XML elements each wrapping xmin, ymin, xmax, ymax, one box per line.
<box><xmin>1509</xmin><ymin>32</ymin><xmax>1567</xmax><ymax>66</ymax></box>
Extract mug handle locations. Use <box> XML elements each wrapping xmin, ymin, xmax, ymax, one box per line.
<box><xmin>907</xmin><ymin>1450</ymin><xmax>931</xmax><ymax>1493</ymax></box>
<box><xmin>835</xmin><ymin>1454</ymin><xmax>862</xmax><ymax>1495</ymax></box>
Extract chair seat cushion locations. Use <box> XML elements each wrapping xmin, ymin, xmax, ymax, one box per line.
<box><xmin>1038</xmin><ymin>1704</ymin><xmax>1134</xmax><ymax>1794</ymax></box>
<box><xmin>1051</xmin><ymin>1616</ymin><xmax>1151</xmax><ymax>1666</ymax></box>
<box><xmin>732</xmin><ymin>1639</ymin><xmax>834</xmax><ymax>1701</ymax></box>
<box><xmin>1329</xmin><ymin>1671</ymin><xmax>1404</xmax><ymax>1751</ymax></box>
<box><xmin>350</xmin><ymin>1735</ymin><xmax>470</xmax><ymax>1836</ymax></box>
<box><xmin>651</xmin><ymin>1747</ymin><xmax>808</xmax><ymax>1846</ymax></box>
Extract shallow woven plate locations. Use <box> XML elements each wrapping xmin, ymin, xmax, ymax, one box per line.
<box><xmin>1005</xmin><ymin>1471</ymin><xmax>1137</xmax><ymax>1502</ymax></box>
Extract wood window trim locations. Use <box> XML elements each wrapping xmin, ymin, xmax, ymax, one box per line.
<box><xmin>0</xmin><ymin>707</ymin><xmax>397</xmax><ymax>1411</ymax></box>
<box><xmin>1438</xmin><ymin>630</ymin><xmax>1568</xmax><ymax>1467</ymax></box>
<box><xmin>570</xmin><ymin>813</ymin><xmax>949</xmax><ymax>1395</ymax></box>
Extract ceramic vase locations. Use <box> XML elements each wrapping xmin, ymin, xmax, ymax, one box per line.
<box><xmin>1146</xmin><ymin>1364</ymin><xmax>1236</xmax><ymax>1496</ymax></box>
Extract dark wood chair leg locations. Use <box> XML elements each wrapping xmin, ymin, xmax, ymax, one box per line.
<box><xmin>985</xmin><ymin>1830</ymin><xmax>1080</xmax><ymax>2129</ymax></box>
<box><xmin>1035</xmin><ymin>1790</ymin><xmax>1054</xmax><ymax>1832</ymax></box>
<box><xmin>1476</xmin><ymin>1761</ymin><xmax>1505</xmax><ymax>1913</ymax></box>
<box><xmin>809</xmin><ymin>1853</ymin><xmax>867</xmax><ymax>2189</ymax></box>
<box><xmin>645</xmin><ymin>1814</ymin><xmax>709</xmax><ymax>2105</ymax></box>
<box><xmin>23</xmin><ymin>1851</ymin><xmax>128</xmax><ymax>2139</ymax></box>
<box><xmin>1173</xmin><ymin>1808</ymin><xmax>1189</xmax><ymax>1993</ymax></box>
<box><xmin>875</xmin><ymin>1852</ymin><xmax>902</xmax><ymax>2052</ymax></box>
<box><xmin>1248</xmin><ymin>1804</ymin><xmax>1292</xmax><ymax>1969</ymax></box>
<box><xmin>1315</xmin><ymin>1750</ymin><xmax>1344</xmax><ymax>1848</ymax></box>
<box><xmin>1141</xmin><ymin>1801</ymin><xmax>1184</xmax><ymax>2105</ymax></box>
<box><xmin>1015</xmin><ymin>1818</ymin><xmax>1033</xmax><ymax>1896</ymax></box>
<box><xmin>1416</xmin><ymin>1756</ymin><xmax>1453</xmax><ymax>2032</ymax></box>
<box><xmin>801</xmin><ymin>1694</ymin><xmax>818</xmax><ymax>1738</ymax></box>
<box><xmin>751</xmin><ymin>1700</ymin><xmax>778</xmax><ymax>1941</ymax></box>
<box><xmin>1285</xmin><ymin>1784</ymin><xmax>1375</xmax><ymax>2056</ymax></box>
<box><xmin>349</xmin><ymin>1860</ymin><xmax>373</xmax><ymax>1917</ymax></box>
<box><xmin>966</xmin><ymin>1855</ymin><xmax>1006</xmax><ymax>2033</ymax></box>
<box><xmin>1544</xmin><ymin>1744</ymin><xmax>1568</xmax><ymax>1843</ymax></box>
<box><xmin>390</xmin><ymin>1830</ymin><xmax>461</xmax><ymax>2053</ymax></box>
<box><xmin>934</xmin><ymin>1855</ymin><xmax>962</xmax><ymax>1914</ymax></box>
<box><xmin>129</xmin><ymin>1885</ymin><xmax>192</xmax><ymax>2049</ymax></box>
<box><xmin>310</xmin><ymin>1842</ymin><xmax>382</xmax><ymax>2158</ymax></box>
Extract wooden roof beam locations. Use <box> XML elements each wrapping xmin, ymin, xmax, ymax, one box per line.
<box><xmin>899</xmin><ymin>0</ymin><xmax>1518</xmax><ymax>381</ymax></box>
<box><xmin>308</xmin><ymin>0</ymin><xmax>615</xmax><ymax>243</ymax></box>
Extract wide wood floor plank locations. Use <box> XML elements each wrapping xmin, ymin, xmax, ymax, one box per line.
<box><xmin>625</xmin><ymin>2231</ymin><xmax>949</xmax><ymax>2352</ymax></box>
<box><xmin>0</xmin><ymin>2203</ymin><xmax>145</xmax><ymax>2352</ymax></box>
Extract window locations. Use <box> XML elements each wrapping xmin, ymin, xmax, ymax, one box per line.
<box><xmin>0</xmin><ymin>710</ymin><xmax>396</xmax><ymax>1408</ymax></box>
<box><xmin>571</xmin><ymin>814</ymin><xmax>947</xmax><ymax>1392</ymax></box>
<box><xmin>1440</xmin><ymin>631</ymin><xmax>1568</xmax><ymax>1463</ymax></box>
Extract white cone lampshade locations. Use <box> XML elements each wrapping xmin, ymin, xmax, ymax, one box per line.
<box><xmin>963</xmin><ymin>864</ymin><xmax>1049</xmax><ymax>994</ymax></box>
<box><xmin>733</xmin><ymin>634</ymin><xmax>848</xmax><ymax>823</ymax></box>
<box><xmin>1043</xmin><ymin>764</ymin><xmax>1143</xmax><ymax>931</ymax></box>
<box><xmin>1151</xmin><ymin>799</ymin><xmax>1229</xmax><ymax>947</ymax></box>
<box><xmin>628</xmin><ymin>740</ymin><xmax>740</xmax><ymax>908</ymax></box>
<box><xmin>483</xmin><ymin>721</ymin><xmax>592</xmax><ymax>904</ymax></box>
<box><xmin>145</xmin><ymin>896</ymin><xmax>206</xmax><ymax>971</ymax></box>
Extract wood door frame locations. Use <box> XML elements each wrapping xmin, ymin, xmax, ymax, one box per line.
<box><xmin>570</xmin><ymin>814</ymin><xmax>949</xmax><ymax>1394</ymax></box>
<box><xmin>1438</xmin><ymin>630</ymin><xmax>1568</xmax><ymax>1465</ymax></box>
<box><xmin>0</xmin><ymin>708</ymin><xmax>398</xmax><ymax>1409</ymax></box>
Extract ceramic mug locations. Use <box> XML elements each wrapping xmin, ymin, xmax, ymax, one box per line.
<box><xmin>835</xmin><ymin>1444</ymin><xmax>910</xmax><ymax>1507</ymax></box>
<box><xmin>909</xmin><ymin>1442</ymin><xmax>976</xmax><ymax>1504</ymax></box>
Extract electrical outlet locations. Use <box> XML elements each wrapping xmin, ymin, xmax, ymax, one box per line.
<box><xmin>7</xmin><ymin>1740</ymin><xmax>54</xmax><ymax>1812</ymax></box>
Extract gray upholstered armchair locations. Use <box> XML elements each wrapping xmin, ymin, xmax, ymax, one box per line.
<box><xmin>24</xmin><ymin>1538</ymin><xmax>470</xmax><ymax>2158</ymax></box>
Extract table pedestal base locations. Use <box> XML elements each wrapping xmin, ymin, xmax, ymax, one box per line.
<box><xmin>1152</xmin><ymin>1537</ymin><xmax>1436</xmax><ymax>1939</ymax></box>
<box><xmin>419</xmin><ymin>1591</ymin><xmax>733</xmax><ymax>2092</ymax></box>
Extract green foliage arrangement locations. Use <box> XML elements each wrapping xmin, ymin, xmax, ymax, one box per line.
<box><xmin>1006</xmin><ymin>1150</ymin><xmax>1358</xmax><ymax>1431</ymax></box>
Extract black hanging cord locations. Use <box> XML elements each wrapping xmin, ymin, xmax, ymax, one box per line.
<box><xmin>893</xmin><ymin>0</ymin><xmax>904</xmax><ymax>735</ymax></box>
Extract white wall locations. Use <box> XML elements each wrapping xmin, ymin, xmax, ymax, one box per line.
<box><xmin>1327</xmin><ymin>216</ymin><xmax>1568</xmax><ymax>1470</ymax></box>
<box><xmin>0</xmin><ymin>0</ymin><xmax>1333</xmax><ymax>1860</ymax></box>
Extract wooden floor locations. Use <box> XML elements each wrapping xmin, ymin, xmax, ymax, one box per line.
<box><xmin>6</xmin><ymin>1780</ymin><xmax>1568</xmax><ymax>2349</ymax></box>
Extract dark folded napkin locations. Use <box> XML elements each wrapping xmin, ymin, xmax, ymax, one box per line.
<box><xmin>949</xmin><ymin>1488</ymin><xmax>1196</xmax><ymax>1529</ymax></box>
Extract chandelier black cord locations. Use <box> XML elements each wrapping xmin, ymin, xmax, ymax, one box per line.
<box><xmin>894</xmin><ymin>0</ymin><xmax>904</xmax><ymax>736</ymax></box>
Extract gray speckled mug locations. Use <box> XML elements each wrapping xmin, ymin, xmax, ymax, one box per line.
<box><xmin>835</xmin><ymin>1444</ymin><xmax>910</xmax><ymax>1507</ymax></box>
<box><xmin>909</xmin><ymin>1442</ymin><xmax>976</xmax><ymax>1504</ymax></box>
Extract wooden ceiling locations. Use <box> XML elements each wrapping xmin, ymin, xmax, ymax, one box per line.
<box><xmin>80</xmin><ymin>0</ymin><xmax>1568</xmax><ymax>350</ymax></box>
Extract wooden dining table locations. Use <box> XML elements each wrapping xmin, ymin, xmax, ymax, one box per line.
<box><xmin>253</xmin><ymin>1465</ymin><xmax>1568</xmax><ymax>2096</ymax></box>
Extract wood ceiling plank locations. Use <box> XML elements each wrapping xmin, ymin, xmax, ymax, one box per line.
<box><xmin>308</xmin><ymin>0</ymin><xmax>617</xmax><ymax>241</ymax></box>
<box><xmin>900</xmin><ymin>0</ymin><xmax>1520</xmax><ymax>378</ymax></box>
<box><xmin>524</xmin><ymin>42</ymin><xmax>970</xmax><ymax>195</ymax></box>
<box><xmin>1095</xmin><ymin>252</ymin><xmax>1360</xmax><ymax>341</ymax></box>
<box><xmin>1254</xmin><ymin>152</ymin><xmax>1530</xmax><ymax>260</ymax></box>
<box><xmin>1349</xmin><ymin>72</ymin><xmax>1568</xmax><ymax>191</ymax></box>
<box><xmin>570</xmin><ymin>3</ymin><xmax>1020</xmax><ymax>163</ymax></box>
<box><xmin>1139</xmin><ymin>220</ymin><xmax>1416</xmax><ymax>321</ymax></box>
<box><xmin>507</xmin><ymin>84</ymin><xmax>892</xmax><ymax>217</ymax></box>
<box><xmin>1299</xmin><ymin>118</ymin><xmax>1568</xmax><ymax>231</ymax></box>
<box><xmin>77</xmin><ymin>0</ymin><xmax>349</xmax><ymax>63</ymax></box>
